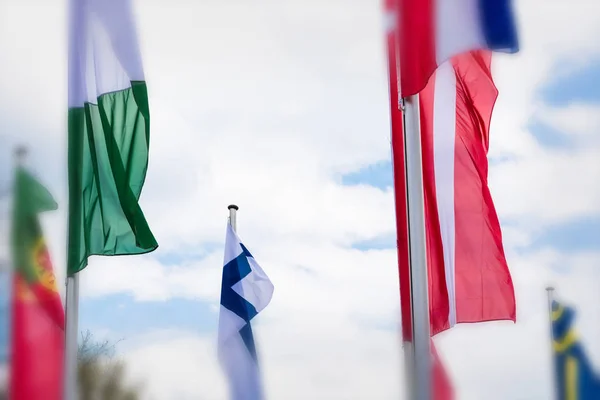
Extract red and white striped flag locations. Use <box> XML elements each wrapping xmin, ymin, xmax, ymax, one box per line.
<box><xmin>384</xmin><ymin>0</ymin><xmax>516</xmax><ymax>396</ymax></box>
<box><xmin>417</xmin><ymin>51</ymin><xmax>516</xmax><ymax>336</ymax></box>
<box><xmin>386</xmin><ymin>0</ymin><xmax>515</xmax><ymax>342</ymax></box>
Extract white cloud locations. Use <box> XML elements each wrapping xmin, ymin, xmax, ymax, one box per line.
<box><xmin>538</xmin><ymin>103</ymin><xmax>600</xmax><ymax>141</ymax></box>
<box><xmin>1</xmin><ymin>0</ymin><xmax>600</xmax><ymax>399</ymax></box>
<box><xmin>123</xmin><ymin>330</ymin><xmax>228</xmax><ymax>400</ymax></box>
<box><xmin>120</xmin><ymin>249</ymin><xmax>600</xmax><ymax>400</ymax></box>
<box><xmin>490</xmin><ymin>146</ymin><xmax>600</xmax><ymax>225</ymax></box>
<box><xmin>123</xmin><ymin>325</ymin><xmax>403</xmax><ymax>400</ymax></box>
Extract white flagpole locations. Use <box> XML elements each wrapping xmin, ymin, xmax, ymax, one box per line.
<box><xmin>546</xmin><ymin>286</ymin><xmax>556</xmax><ymax>400</ymax></box>
<box><xmin>64</xmin><ymin>271</ymin><xmax>79</xmax><ymax>400</ymax></box>
<box><xmin>65</xmin><ymin>0</ymin><xmax>81</xmax><ymax>397</ymax></box>
<box><xmin>64</xmin><ymin>273</ymin><xmax>79</xmax><ymax>400</ymax></box>
<box><xmin>401</xmin><ymin>94</ymin><xmax>431</xmax><ymax>400</ymax></box>
<box><xmin>228</xmin><ymin>204</ymin><xmax>239</xmax><ymax>232</ymax></box>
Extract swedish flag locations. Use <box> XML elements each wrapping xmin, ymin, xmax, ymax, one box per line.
<box><xmin>552</xmin><ymin>301</ymin><xmax>600</xmax><ymax>400</ymax></box>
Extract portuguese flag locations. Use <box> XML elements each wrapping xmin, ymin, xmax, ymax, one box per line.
<box><xmin>9</xmin><ymin>167</ymin><xmax>64</xmax><ymax>400</ymax></box>
<box><xmin>67</xmin><ymin>0</ymin><xmax>158</xmax><ymax>276</ymax></box>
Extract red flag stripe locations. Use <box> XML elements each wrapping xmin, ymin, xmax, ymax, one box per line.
<box><xmin>419</xmin><ymin>66</ymin><xmax>452</xmax><ymax>334</ymax></box>
<box><xmin>450</xmin><ymin>52</ymin><xmax>516</xmax><ymax>326</ymax></box>
<box><xmin>397</xmin><ymin>0</ymin><xmax>436</xmax><ymax>97</ymax></box>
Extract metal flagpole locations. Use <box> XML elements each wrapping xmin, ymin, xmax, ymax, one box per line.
<box><xmin>546</xmin><ymin>286</ymin><xmax>556</xmax><ymax>400</ymax></box>
<box><xmin>65</xmin><ymin>0</ymin><xmax>81</xmax><ymax>397</ymax></box>
<box><xmin>65</xmin><ymin>274</ymin><xmax>79</xmax><ymax>400</ymax></box>
<box><xmin>64</xmin><ymin>273</ymin><xmax>79</xmax><ymax>400</ymax></box>
<box><xmin>401</xmin><ymin>94</ymin><xmax>431</xmax><ymax>400</ymax></box>
<box><xmin>229</xmin><ymin>204</ymin><xmax>239</xmax><ymax>232</ymax></box>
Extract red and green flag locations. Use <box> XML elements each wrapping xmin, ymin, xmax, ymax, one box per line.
<box><xmin>9</xmin><ymin>166</ymin><xmax>64</xmax><ymax>400</ymax></box>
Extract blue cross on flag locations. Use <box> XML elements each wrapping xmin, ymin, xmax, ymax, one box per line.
<box><xmin>218</xmin><ymin>224</ymin><xmax>274</xmax><ymax>400</ymax></box>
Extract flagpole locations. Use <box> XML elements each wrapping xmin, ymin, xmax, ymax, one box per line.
<box><xmin>64</xmin><ymin>272</ymin><xmax>79</xmax><ymax>400</ymax></box>
<box><xmin>401</xmin><ymin>95</ymin><xmax>431</xmax><ymax>400</ymax></box>
<box><xmin>6</xmin><ymin>146</ymin><xmax>27</xmax><ymax>392</ymax></box>
<box><xmin>65</xmin><ymin>0</ymin><xmax>81</xmax><ymax>395</ymax></box>
<box><xmin>229</xmin><ymin>204</ymin><xmax>239</xmax><ymax>232</ymax></box>
<box><xmin>546</xmin><ymin>286</ymin><xmax>556</xmax><ymax>400</ymax></box>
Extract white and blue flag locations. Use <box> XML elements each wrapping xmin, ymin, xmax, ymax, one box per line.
<box><xmin>218</xmin><ymin>224</ymin><xmax>274</xmax><ymax>400</ymax></box>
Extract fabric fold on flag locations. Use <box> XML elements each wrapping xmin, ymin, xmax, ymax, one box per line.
<box><xmin>396</xmin><ymin>0</ymin><xmax>519</xmax><ymax>96</ymax></box>
<box><xmin>67</xmin><ymin>0</ymin><xmax>158</xmax><ymax>275</ymax></box>
<box><xmin>10</xmin><ymin>167</ymin><xmax>64</xmax><ymax>400</ymax></box>
<box><xmin>218</xmin><ymin>224</ymin><xmax>274</xmax><ymax>400</ymax></box>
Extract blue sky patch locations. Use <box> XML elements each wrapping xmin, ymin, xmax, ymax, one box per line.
<box><xmin>527</xmin><ymin>119</ymin><xmax>574</xmax><ymax>149</ymax></box>
<box><xmin>155</xmin><ymin>242</ymin><xmax>222</xmax><ymax>266</ymax></box>
<box><xmin>530</xmin><ymin>217</ymin><xmax>600</xmax><ymax>253</ymax></box>
<box><xmin>352</xmin><ymin>234</ymin><xmax>396</xmax><ymax>251</ymax></box>
<box><xmin>341</xmin><ymin>160</ymin><xmax>393</xmax><ymax>190</ymax></box>
<box><xmin>79</xmin><ymin>294</ymin><xmax>217</xmax><ymax>342</ymax></box>
<box><xmin>541</xmin><ymin>61</ymin><xmax>600</xmax><ymax>106</ymax></box>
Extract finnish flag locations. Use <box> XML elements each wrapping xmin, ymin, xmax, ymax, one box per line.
<box><xmin>218</xmin><ymin>224</ymin><xmax>274</xmax><ymax>400</ymax></box>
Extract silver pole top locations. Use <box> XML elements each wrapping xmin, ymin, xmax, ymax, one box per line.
<box><xmin>228</xmin><ymin>204</ymin><xmax>238</xmax><ymax>231</ymax></box>
<box><xmin>15</xmin><ymin>145</ymin><xmax>27</xmax><ymax>166</ymax></box>
<box><xmin>546</xmin><ymin>286</ymin><xmax>555</xmax><ymax>293</ymax></box>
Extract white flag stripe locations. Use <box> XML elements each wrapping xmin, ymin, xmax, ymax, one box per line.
<box><xmin>69</xmin><ymin>0</ymin><xmax>144</xmax><ymax>107</ymax></box>
<box><xmin>432</xmin><ymin>61</ymin><xmax>458</xmax><ymax>327</ymax></box>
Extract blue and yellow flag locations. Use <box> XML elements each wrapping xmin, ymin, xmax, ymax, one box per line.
<box><xmin>552</xmin><ymin>300</ymin><xmax>600</xmax><ymax>400</ymax></box>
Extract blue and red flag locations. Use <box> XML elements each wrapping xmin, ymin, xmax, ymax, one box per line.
<box><xmin>395</xmin><ymin>0</ymin><xmax>519</xmax><ymax>96</ymax></box>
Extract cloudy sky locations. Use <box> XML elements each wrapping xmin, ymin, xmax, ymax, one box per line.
<box><xmin>1</xmin><ymin>0</ymin><xmax>600</xmax><ymax>399</ymax></box>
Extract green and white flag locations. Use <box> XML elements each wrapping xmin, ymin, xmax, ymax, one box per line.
<box><xmin>68</xmin><ymin>0</ymin><xmax>157</xmax><ymax>275</ymax></box>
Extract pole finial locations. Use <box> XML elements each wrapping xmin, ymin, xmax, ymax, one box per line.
<box><xmin>228</xmin><ymin>204</ymin><xmax>239</xmax><ymax>211</ymax></box>
<box><xmin>15</xmin><ymin>145</ymin><xmax>27</xmax><ymax>165</ymax></box>
<box><xmin>546</xmin><ymin>286</ymin><xmax>555</xmax><ymax>292</ymax></box>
